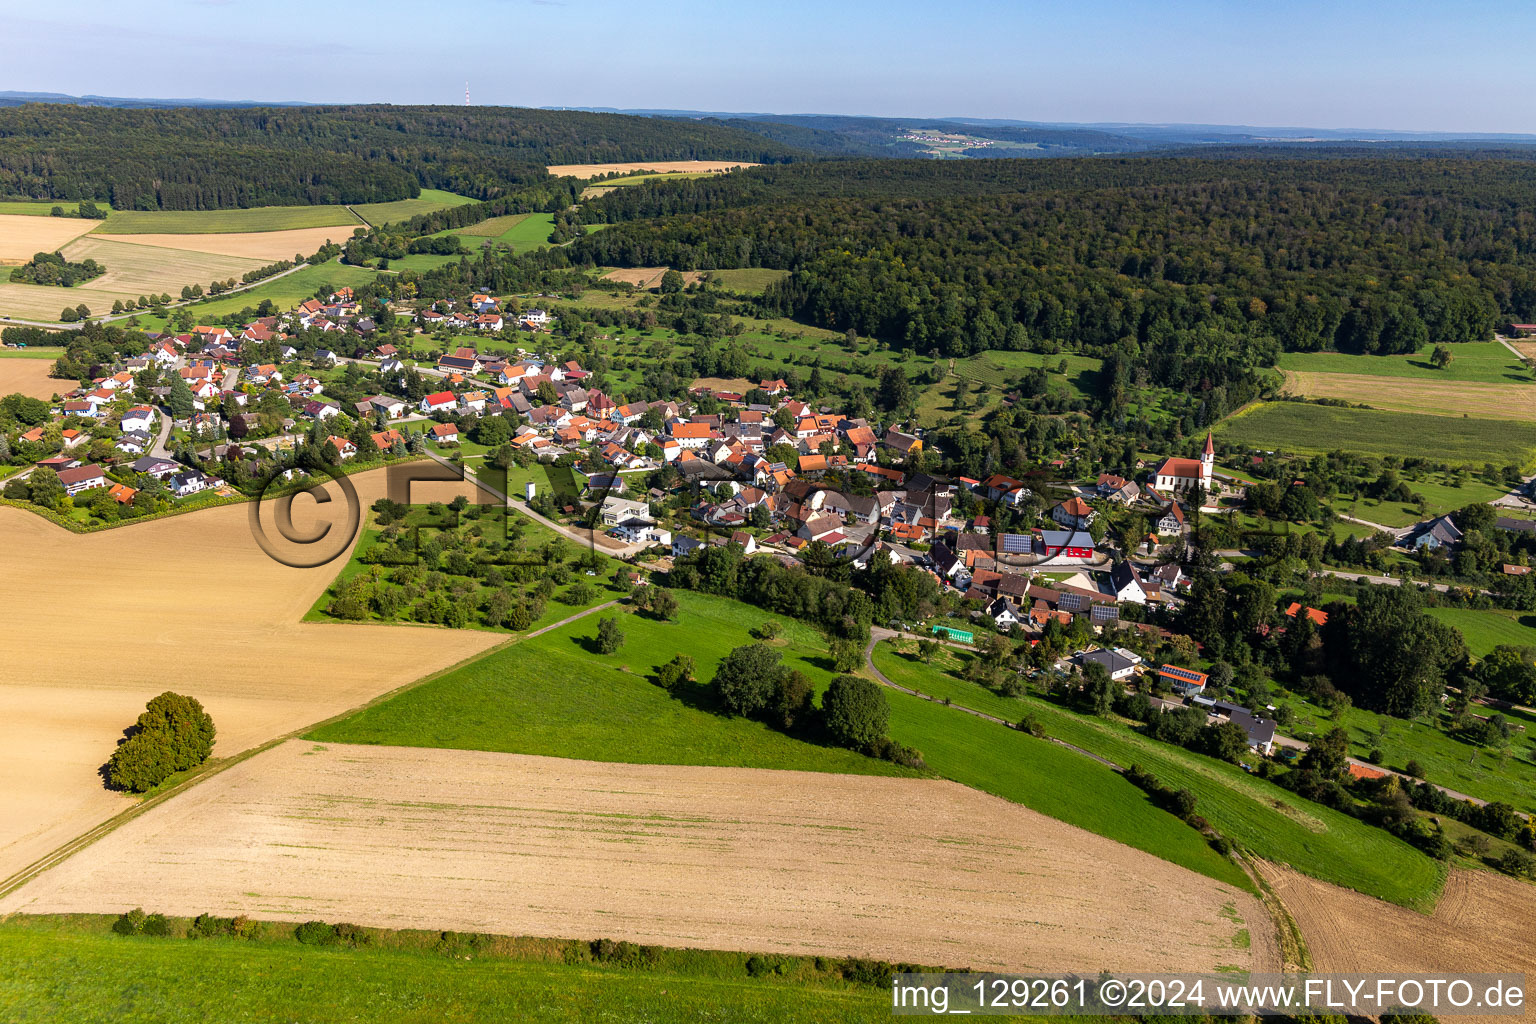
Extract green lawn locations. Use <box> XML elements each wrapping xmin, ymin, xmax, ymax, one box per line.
<box><xmin>0</xmin><ymin>918</ymin><xmax>897</xmax><ymax>1024</ymax></box>
<box><xmin>95</xmin><ymin>205</ymin><xmax>362</xmax><ymax>234</ymax></box>
<box><xmin>1217</xmin><ymin>402</ymin><xmax>1536</xmax><ymax>469</ymax></box>
<box><xmin>0</xmin><ymin>199</ymin><xmax>113</xmax><ymax>216</ymax></box>
<box><xmin>308</xmin><ymin>591</ymin><xmax>920</xmax><ymax>778</ymax></box>
<box><xmin>1278</xmin><ymin>342</ymin><xmax>1528</xmax><ymax>384</ymax></box>
<box><xmin>352</xmin><ymin>189</ymin><xmax>476</xmax><ymax>228</ymax></box>
<box><xmin>872</xmin><ymin>643</ymin><xmax>1445</xmax><ymax>909</ymax></box>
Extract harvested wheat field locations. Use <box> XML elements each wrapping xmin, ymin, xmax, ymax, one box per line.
<box><xmin>103</xmin><ymin>226</ymin><xmax>359</xmax><ymax>262</ymax></box>
<box><xmin>1285</xmin><ymin>370</ymin><xmax>1536</xmax><ymax>423</ymax></box>
<box><xmin>0</xmin><ymin>469</ymin><xmax>503</xmax><ymax>885</ymax></box>
<box><xmin>1510</xmin><ymin>338</ymin><xmax>1536</xmax><ymax>361</ymax></box>
<box><xmin>602</xmin><ymin>267</ymin><xmax>706</xmax><ymax>290</ymax></box>
<box><xmin>0</xmin><ymin>358</ymin><xmax>65</xmax><ymax>400</ymax></box>
<box><xmin>1</xmin><ymin>740</ymin><xmax>1275</xmax><ymax>972</ymax></box>
<box><xmin>60</xmin><ymin>237</ymin><xmax>265</xmax><ymax>297</ymax></box>
<box><xmin>0</xmin><ymin>214</ymin><xmax>98</xmax><ymax>263</ymax></box>
<box><xmin>1264</xmin><ymin>863</ymin><xmax>1536</xmax><ymax>1024</ymax></box>
<box><xmin>547</xmin><ymin>161</ymin><xmax>757</xmax><ymax>179</ymax></box>
<box><xmin>691</xmin><ymin>376</ymin><xmax>756</xmax><ymax>393</ymax></box>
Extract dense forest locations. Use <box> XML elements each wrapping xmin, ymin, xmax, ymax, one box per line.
<box><xmin>570</xmin><ymin>157</ymin><xmax>1536</xmax><ymax>368</ymax></box>
<box><xmin>0</xmin><ymin>105</ymin><xmax>808</xmax><ymax>210</ymax></box>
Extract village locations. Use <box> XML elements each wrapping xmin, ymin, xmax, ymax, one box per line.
<box><xmin>0</xmin><ymin>282</ymin><xmax>1328</xmax><ymax>759</ymax></box>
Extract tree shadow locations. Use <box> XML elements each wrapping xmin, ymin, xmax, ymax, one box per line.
<box><xmin>96</xmin><ymin>722</ymin><xmax>140</xmax><ymax>790</ymax></box>
<box><xmin>567</xmin><ymin>632</ymin><xmax>605</xmax><ymax>656</ymax></box>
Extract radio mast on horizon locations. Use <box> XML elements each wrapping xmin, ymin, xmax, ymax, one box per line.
<box><xmin>465</xmin><ymin>82</ymin><xmax>470</xmax><ymax>107</ymax></box>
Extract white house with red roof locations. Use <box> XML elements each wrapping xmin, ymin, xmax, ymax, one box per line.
<box><xmin>1151</xmin><ymin>432</ymin><xmax>1214</xmax><ymax>493</ymax></box>
<box><xmin>419</xmin><ymin>391</ymin><xmax>457</xmax><ymax>414</ymax></box>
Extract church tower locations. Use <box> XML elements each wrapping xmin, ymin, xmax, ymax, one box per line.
<box><xmin>1200</xmin><ymin>430</ymin><xmax>1215</xmax><ymax>489</ymax></box>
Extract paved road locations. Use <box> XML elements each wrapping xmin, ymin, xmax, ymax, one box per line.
<box><xmin>149</xmin><ymin>409</ymin><xmax>174</xmax><ymax>458</ymax></box>
<box><xmin>0</xmin><ymin>262</ymin><xmax>313</xmax><ymax>330</ymax></box>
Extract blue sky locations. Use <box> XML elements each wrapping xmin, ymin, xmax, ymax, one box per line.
<box><xmin>6</xmin><ymin>0</ymin><xmax>1533</xmax><ymax>131</ymax></box>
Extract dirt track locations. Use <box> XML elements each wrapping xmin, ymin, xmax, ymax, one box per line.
<box><xmin>1264</xmin><ymin>862</ymin><xmax>1536</xmax><ymax>1024</ymax></box>
<box><xmin>0</xmin><ymin>359</ymin><xmax>65</xmax><ymax>399</ymax></box>
<box><xmin>1</xmin><ymin>740</ymin><xmax>1276</xmax><ymax>973</ymax></box>
<box><xmin>0</xmin><ymin>469</ymin><xmax>503</xmax><ymax>883</ymax></box>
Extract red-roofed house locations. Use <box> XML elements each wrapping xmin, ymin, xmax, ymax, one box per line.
<box><xmin>419</xmin><ymin>391</ymin><xmax>457</xmax><ymax>414</ymax></box>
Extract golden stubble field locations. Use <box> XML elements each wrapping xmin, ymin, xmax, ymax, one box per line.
<box><xmin>0</xmin><ymin>358</ymin><xmax>66</xmax><ymax>400</ymax></box>
<box><xmin>0</xmin><ymin>214</ymin><xmax>98</xmax><ymax>264</ymax></box>
<box><xmin>1284</xmin><ymin>369</ymin><xmax>1536</xmax><ymax>423</ymax></box>
<box><xmin>0</xmin><ymin>739</ymin><xmax>1277</xmax><ymax>973</ymax></box>
<box><xmin>0</xmin><ymin>470</ymin><xmax>503</xmax><ymax>884</ymax></box>
<box><xmin>546</xmin><ymin>161</ymin><xmax>759</xmax><ymax>178</ymax></box>
<box><xmin>104</xmin><ymin>226</ymin><xmax>359</xmax><ymax>262</ymax></box>
<box><xmin>0</xmin><ymin>237</ymin><xmax>268</xmax><ymax>320</ymax></box>
<box><xmin>1264</xmin><ymin>863</ymin><xmax>1536</xmax><ymax>1024</ymax></box>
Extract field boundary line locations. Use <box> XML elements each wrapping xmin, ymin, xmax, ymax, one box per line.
<box><xmin>0</xmin><ymin>599</ymin><xmax>625</xmax><ymax>901</ymax></box>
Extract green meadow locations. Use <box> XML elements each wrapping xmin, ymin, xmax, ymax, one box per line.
<box><xmin>1216</xmin><ymin>402</ymin><xmax>1536</xmax><ymax>468</ymax></box>
<box><xmin>1334</xmin><ymin>476</ymin><xmax>1508</xmax><ymax>528</ymax></box>
<box><xmin>1427</xmin><ymin>606</ymin><xmax>1536</xmax><ymax>659</ymax></box>
<box><xmin>0</xmin><ymin>199</ymin><xmax>115</xmax><ymax>216</ymax></box>
<box><xmin>872</xmin><ymin>643</ymin><xmax>1445</xmax><ymax>909</ymax></box>
<box><xmin>0</xmin><ymin>917</ymin><xmax>901</xmax><ymax>1024</ymax></box>
<box><xmin>168</xmin><ymin>260</ymin><xmax>380</xmax><ymax>321</ymax></box>
<box><xmin>352</xmin><ymin>189</ymin><xmax>476</xmax><ymax>227</ymax></box>
<box><xmin>1278</xmin><ymin>342</ymin><xmax>1528</xmax><ymax>384</ymax></box>
<box><xmin>703</xmin><ymin>268</ymin><xmax>791</xmax><ymax>294</ymax></box>
<box><xmin>308</xmin><ymin>591</ymin><xmax>919</xmax><ymax>778</ymax></box>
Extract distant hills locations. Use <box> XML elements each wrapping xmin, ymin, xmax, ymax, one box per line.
<box><xmin>5</xmin><ymin>91</ymin><xmax>1534</xmax><ymax>157</ymax></box>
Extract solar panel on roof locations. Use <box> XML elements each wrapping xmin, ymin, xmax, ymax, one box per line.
<box><xmin>1001</xmin><ymin>533</ymin><xmax>1032</xmax><ymax>553</ymax></box>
